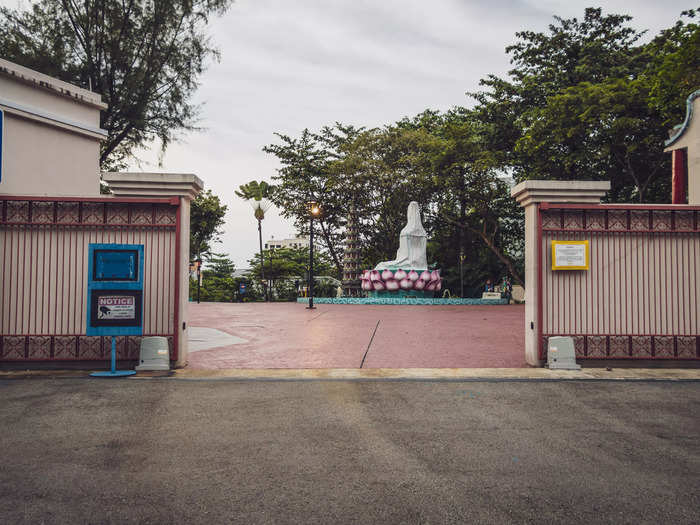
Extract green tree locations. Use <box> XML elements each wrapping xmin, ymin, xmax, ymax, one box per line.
<box><xmin>190</xmin><ymin>190</ymin><xmax>228</xmax><ymax>261</ymax></box>
<box><xmin>235</xmin><ymin>180</ymin><xmax>274</xmax><ymax>299</ymax></box>
<box><xmin>425</xmin><ymin>110</ymin><xmax>524</xmax><ymax>285</ymax></box>
<box><xmin>469</xmin><ymin>7</ymin><xmax>679</xmax><ymax>202</ymax></box>
<box><xmin>516</xmin><ymin>78</ymin><xmax>671</xmax><ymax>202</ymax></box>
<box><xmin>207</xmin><ymin>253</ymin><xmax>236</xmax><ymax>278</ymax></box>
<box><xmin>189</xmin><ymin>253</ymin><xmax>236</xmax><ymax>302</ymax></box>
<box><xmin>265</xmin><ymin>115</ymin><xmax>523</xmax><ymax>294</ymax></box>
<box><xmin>0</xmin><ymin>0</ymin><xmax>233</xmax><ymax>169</ymax></box>
<box><xmin>644</xmin><ymin>8</ymin><xmax>700</xmax><ymax>128</ymax></box>
<box><xmin>247</xmin><ymin>247</ymin><xmax>335</xmax><ymax>300</ymax></box>
<box><xmin>260</xmin><ymin>7</ymin><xmax>699</xmax><ymax>294</ymax></box>
<box><xmin>263</xmin><ymin>129</ymin><xmax>346</xmax><ymax>276</ymax></box>
<box><xmin>265</xmin><ymin>122</ymin><xmax>441</xmax><ymax>275</ymax></box>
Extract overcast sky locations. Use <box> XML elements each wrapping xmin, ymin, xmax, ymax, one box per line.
<box><xmin>4</xmin><ymin>0</ymin><xmax>694</xmax><ymax>267</ymax></box>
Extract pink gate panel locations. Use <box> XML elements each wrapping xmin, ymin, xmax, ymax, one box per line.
<box><xmin>0</xmin><ymin>196</ymin><xmax>180</xmax><ymax>362</ymax></box>
<box><xmin>538</xmin><ymin>204</ymin><xmax>700</xmax><ymax>360</ymax></box>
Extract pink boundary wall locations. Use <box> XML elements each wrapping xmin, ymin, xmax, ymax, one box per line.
<box><xmin>0</xmin><ymin>196</ymin><xmax>180</xmax><ymax>363</ymax></box>
<box><xmin>538</xmin><ymin>203</ymin><xmax>700</xmax><ymax>361</ymax></box>
<box><xmin>513</xmin><ymin>180</ymin><xmax>699</xmax><ymax>365</ymax></box>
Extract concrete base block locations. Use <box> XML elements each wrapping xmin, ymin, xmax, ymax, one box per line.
<box><xmin>135</xmin><ymin>336</ymin><xmax>170</xmax><ymax>371</ymax></box>
<box><xmin>547</xmin><ymin>336</ymin><xmax>581</xmax><ymax>370</ymax></box>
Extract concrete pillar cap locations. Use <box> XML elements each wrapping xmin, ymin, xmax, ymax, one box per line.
<box><xmin>511</xmin><ymin>180</ymin><xmax>610</xmax><ymax>207</ymax></box>
<box><xmin>102</xmin><ymin>172</ymin><xmax>204</xmax><ymax>200</ymax></box>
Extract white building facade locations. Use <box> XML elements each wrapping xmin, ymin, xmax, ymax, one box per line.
<box><xmin>264</xmin><ymin>235</ymin><xmax>309</xmax><ymax>250</ymax></box>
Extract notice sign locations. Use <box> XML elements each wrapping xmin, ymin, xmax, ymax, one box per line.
<box><xmin>97</xmin><ymin>295</ymin><xmax>135</xmax><ymax>320</ymax></box>
<box><xmin>89</xmin><ymin>289</ymin><xmax>142</xmax><ymax>328</ymax></box>
<box><xmin>552</xmin><ymin>240</ymin><xmax>589</xmax><ymax>270</ymax></box>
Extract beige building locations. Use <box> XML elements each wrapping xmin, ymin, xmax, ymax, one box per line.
<box><xmin>0</xmin><ymin>58</ymin><xmax>106</xmax><ymax>197</ymax></box>
<box><xmin>265</xmin><ymin>234</ymin><xmax>309</xmax><ymax>250</ymax></box>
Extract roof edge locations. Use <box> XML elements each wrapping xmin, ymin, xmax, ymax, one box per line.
<box><xmin>664</xmin><ymin>89</ymin><xmax>700</xmax><ymax>148</ymax></box>
<box><xmin>0</xmin><ymin>58</ymin><xmax>107</xmax><ymax>110</ymax></box>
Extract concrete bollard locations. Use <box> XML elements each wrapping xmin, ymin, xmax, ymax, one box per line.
<box><xmin>135</xmin><ymin>337</ymin><xmax>170</xmax><ymax>371</ymax></box>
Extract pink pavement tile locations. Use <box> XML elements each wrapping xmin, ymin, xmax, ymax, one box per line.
<box><xmin>362</xmin><ymin>305</ymin><xmax>526</xmax><ymax>368</ymax></box>
<box><xmin>185</xmin><ymin>302</ymin><xmax>526</xmax><ymax>369</ymax></box>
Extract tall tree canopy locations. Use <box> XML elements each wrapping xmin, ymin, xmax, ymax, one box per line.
<box><xmin>263</xmin><ymin>126</ymin><xmax>361</xmax><ymax>275</ymax></box>
<box><xmin>265</xmin><ymin>111</ymin><xmax>524</xmax><ymax>292</ymax></box>
<box><xmin>0</xmin><ymin>0</ymin><xmax>233</xmax><ymax>169</ymax></box>
<box><xmin>470</xmin><ymin>7</ymin><xmax>700</xmax><ymax>202</ymax></box>
<box><xmin>645</xmin><ymin>8</ymin><xmax>700</xmax><ymax>128</ymax></box>
<box><xmin>190</xmin><ymin>189</ymin><xmax>228</xmax><ymax>261</ymax></box>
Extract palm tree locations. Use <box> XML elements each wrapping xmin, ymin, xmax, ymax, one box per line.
<box><xmin>235</xmin><ymin>181</ymin><xmax>274</xmax><ymax>301</ymax></box>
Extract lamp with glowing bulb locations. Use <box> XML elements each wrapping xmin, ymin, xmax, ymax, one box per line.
<box><xmin>307</xmin><ymin>201</ymin><xmax>321</xmax><ymax>309</ymax></box>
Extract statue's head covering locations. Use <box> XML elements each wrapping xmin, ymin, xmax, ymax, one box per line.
<box><xmin>401</xmin><ymin>201</ymin><xmax>426</xmax><ymax>237</ymax></box>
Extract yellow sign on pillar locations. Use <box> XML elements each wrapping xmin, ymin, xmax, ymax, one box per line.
<box><xmin>552</xmin><ymin>240</ymin><xmax>589</xmax><ymax>270</ymax></box>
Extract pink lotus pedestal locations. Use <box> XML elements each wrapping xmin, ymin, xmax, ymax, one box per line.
<box><xmin>361</xmin><ymin>269</ymin><xmax>442</xmax><ymax>298</ymax></box>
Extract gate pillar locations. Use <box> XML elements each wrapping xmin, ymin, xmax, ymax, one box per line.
<box><xmin>103</xmin><ymin>172</ymin><xmax>203</xmax><ymax>368</ymax></box>
<box><xmin>511</xmin><ymin>181</ymin><xmax>610</xmax><ymax>366</ymax></box>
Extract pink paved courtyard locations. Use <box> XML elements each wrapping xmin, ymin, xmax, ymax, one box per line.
<box><xmin>186</xmin><ymin>302</ymin><xmax>526</xmax><ymax>369</ymax></box>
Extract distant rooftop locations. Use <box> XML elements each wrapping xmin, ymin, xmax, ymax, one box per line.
<box><xmin>232</xmin><ymin>268</ymin><xmax>252</xmax><ymax>278</ymax></box>
<box><xmin>265</xmin><ymin>235</ymin><xmax>309</xmax><ymax>250</ymax></box>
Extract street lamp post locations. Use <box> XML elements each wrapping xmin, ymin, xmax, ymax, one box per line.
<box><xmin>307</xmin><ymin>201</ymin><xmax>320</xmax><ymax>310</ymax></box>
<box><xmin>459</xmin><ymin>249</ymin><xmax>465</xmax><ymax>298</ymax></box>
<box><xmin>196</xmin><ymin>258</ymin><xmax>202</xmax><ymax>304</ymax></box>
<box><xmin>258</xmin><ymin>218</ymin><xmax>268</xmax><ymax>302</ymax></box>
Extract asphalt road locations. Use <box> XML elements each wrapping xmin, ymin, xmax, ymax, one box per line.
<box><xmin>1</xmin><ymin>378</ymin><xmax>698</xmax><ymax>524</ymax></box>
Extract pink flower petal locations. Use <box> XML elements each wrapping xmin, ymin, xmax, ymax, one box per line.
<box><xmin>385</xmin><ymin>279</ymin><xmax>400</xmax><ymax>291</ymax></box>
<box><xmin>399</xmin><ymin>278</ymin><xmax>413</xmax><ymax>290</ymax></box>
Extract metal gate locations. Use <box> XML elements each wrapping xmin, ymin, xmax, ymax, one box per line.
<box><xmin>538</xmin><ymin>203</ymin><xmax>700</xmax><ymax>360</ymax></box>
<box><xmin>0</xmin><ymin>196</ymin><xmax>180</xmax><ymax>363</ymax></box>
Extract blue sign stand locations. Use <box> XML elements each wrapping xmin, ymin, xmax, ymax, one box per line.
<box><xmin>91</xmin><ymin>337</ymin><xmax>135</xmax><ymax>377</ymax></box>
<box><xmin>87</xmin><ymin>244</ymin><xmax>144</xmax><ymax>378</ymax></box>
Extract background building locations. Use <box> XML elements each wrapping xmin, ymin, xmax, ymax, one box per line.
<box><xmin>264</xmin><ymin>234</ymin><xmax>309</xmax><ymax>250</ymax></box>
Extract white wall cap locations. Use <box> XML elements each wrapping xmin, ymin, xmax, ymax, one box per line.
<box><xmin>103</xmin><ymin>172</ymin><xmax>204</xmax><ymax>200</ymax></box>
<box><xmin>0</xmin><ymin>58</ymin><xmax>107</xmax><ymax>110</ymax></box>
<box><xmin>511</xmin><ymin>180</ymin><xmax>611</xmax><ymax>207</ymax></box>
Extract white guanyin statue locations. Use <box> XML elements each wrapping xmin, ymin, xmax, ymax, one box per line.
<box><xmin>375</xmin><ymin>201</ymin><xmax>428</xmax><ymax>270</ymax></box>
<box><xmin>360</xmin><ymin>201</ymin><xmax>441</xmax><ymax>294</ymax></box>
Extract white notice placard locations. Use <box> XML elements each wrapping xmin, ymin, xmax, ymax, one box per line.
<box><xmin>552</xmin><ymin>241</ymin><xmax>589</xmax><ymax>270</ymax></box>
<box><xmin>97</xmin><ymin>295</ymin><xmax>136</xmax><ymax>320</ymax></box>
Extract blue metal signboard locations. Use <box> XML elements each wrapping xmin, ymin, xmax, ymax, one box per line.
<box><xmin>87</xmin><ymin>244</ymin><xmax>144</xmax><ymax>336</ymax></box>
<box><xmin>94</xmin><ymin>249</ymin><xmax>139</xmax><ymax>281</ymax></box>
<box><xmin>87</xmin><ymin>244</ymin><xmax>144</xmax><ymax>378</ymax></box>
